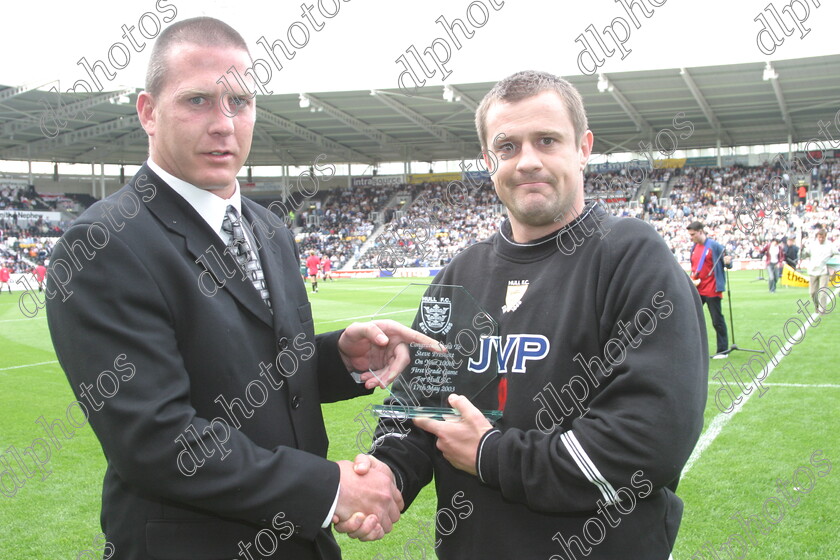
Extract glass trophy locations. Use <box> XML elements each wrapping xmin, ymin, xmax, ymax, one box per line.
<box><xmin>369</xmin><ymin>283</ymin><xmax>502</xmax><ymax>421</ymax></box>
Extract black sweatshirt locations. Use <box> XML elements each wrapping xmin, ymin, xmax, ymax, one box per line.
<box><xmin>372</xmin><ymin>203</ymin><xmax>708</xmax><ymax>559</ymax></box>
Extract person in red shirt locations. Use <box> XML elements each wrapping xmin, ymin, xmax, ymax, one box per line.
<box><xmin>687</xmin><ymin>221</ymin><xmax>732</xmax><ymax>359</ymax></box>
<box><xmin>305</xmin><ymin>250</ymin><xmax>321</xmax><ymax>293</ymax></box>
<box><xmin>33</xmin><ymin>262</ymin><xmax>47</xmax><ymax>292</ymax></box>
<box><xmin>0</xmin><ymin>263</ymin><xmax>11</xmax><ymax>293</ymax></box>
<box><xmin>321</xmin><ymin>254</ymin><xmax>333</xmax><ymax>281</ymax></box>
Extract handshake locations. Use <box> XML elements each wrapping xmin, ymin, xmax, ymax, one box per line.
<box><xmin>332</xmin><ymin>453</ymin><xmax>403</xmax><ymax>542</ymax></box>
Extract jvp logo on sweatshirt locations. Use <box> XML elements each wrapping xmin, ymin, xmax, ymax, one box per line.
<box><xmin>468</xmin><ymin>334</ymin><xmax>550</xmax><ymax>374</ymax></box>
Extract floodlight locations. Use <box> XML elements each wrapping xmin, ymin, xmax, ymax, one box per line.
<box><xmin>597</xmin><ymin>74</ymin><xmax>610</xmax><ymax>93</ymax></box>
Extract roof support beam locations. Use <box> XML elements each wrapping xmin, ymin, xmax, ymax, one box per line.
<box><xmin>0</xmin><ymin>115</ymin><xmax>139</xmax><ymax>160</ymax></box>
<box><xmin>597</xmin><ymin>135</ymin><xmax>643</xmax><ymax>155</ymax></box>
<box><xmin>0</xmin><ymin>82</ymin><xmax>47</xmax><ymax>104</ymax></box>
<box><xmin>679</xmin><ymin>68</ymin><xmax>732</xmax><ymax>145</ymax></box>
<box><xmin>76</xmin><ymin>127</ymin><xmax>148</xmax><ymax>162</ymax></box>
<box><xmin>300</xmin><ymin>93</ymin><xmax>433</xmax><ymax>161</ymax></box>
<box><xmin>301</xmin><ymin>93</ymin><xmax>396</xmax><ymax>147</ymax></box>
<box><xmin>255</xmin><ymin>107</ymin><xmax>370</xmax><ymax>163</ymax></box>
<box><xmin>609</xmin><ymin>87</ymin><xmax>652</xmax><ymax>138</ymax></box>
<box><xmin>1</xmin><ymin>89</ymin><xmax>136</xmax><ymax>138</ymax></box>
<box><xmin>446</xmin><ymin>85</ymin><xmax>478</xmax><ymax>112</ymax></box>
<box><xmin>253</xmin><ymin>125</ymin><xmax>294</xmax><ymax>162</ymax></box>
<box><xmin>766</xmin><ymin>65</ymin><xmax>795</xmax><ymax>137</ymax></box>
<box><xmin>598</xmin><ymin>75</ymin><xmax>652</xmax><ymax>139</ymax></box>
<box><xmin>371</xmin><ymin>89</ymin><xmax>463</xmax><ymax>147</ymax></box>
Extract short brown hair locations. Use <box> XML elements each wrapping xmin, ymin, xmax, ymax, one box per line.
<box><xmin>475</xmin><ymin>70</ymin><xmax>588</xmax><ymax>150</ymax></box>
<box><xmin>145</xmin><ymin>17</ymin><xmax>250</xmax><ymax>96</ymax></box>
<box><xmin>687</xmin><ymin>221</ymin><xmax>705</xmax><ymax>232</ymax></box>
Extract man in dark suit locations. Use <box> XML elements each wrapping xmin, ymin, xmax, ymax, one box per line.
<box><xmin>46</xmin><ymin>17</ymin><xmax>433</xmax><ymax>559</ymax></box>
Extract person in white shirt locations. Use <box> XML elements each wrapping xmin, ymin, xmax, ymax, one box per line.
<box><xmin>801</xmin><ymin>229</ymin><xmax>839</xmax><ymax>314</ymax></box>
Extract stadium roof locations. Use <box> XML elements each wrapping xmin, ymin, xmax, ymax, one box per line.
<box><xmin>1</xmin><ymin>54</ymin><xmax>838</xmax><ymax>168</ymax></box>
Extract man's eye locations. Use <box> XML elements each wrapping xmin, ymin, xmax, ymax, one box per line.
<box><xmin>227</xmin><ymin>96</ymin><xmax>252</xmax><ymax>111</ymax></box>
<box><xmin>540</xmin><ymin>138</ymin><xmax>555</xmax><ymax>146</ymax></box>
<box><xmin>496</xmin><ymin>143</ymin><xmax>516</xmax><ymax>160</ymax></box>
<box><xmin>187</xmin><ymin>95</ymin><xmax>212</xmax><ymax>107</ymax></box>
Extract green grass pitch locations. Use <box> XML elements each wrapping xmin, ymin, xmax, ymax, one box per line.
<box><xmin>0</xmin><ymin>272</ymin><xmax>837</xmax><ymax>559</ymax></box>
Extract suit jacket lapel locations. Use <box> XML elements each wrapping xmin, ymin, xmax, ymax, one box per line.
<box><xmin>136</xmin><ymin>165</ymin><xmax>273</xmax><ymax>327</ymax></box>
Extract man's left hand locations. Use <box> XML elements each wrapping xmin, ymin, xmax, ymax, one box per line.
<box><xmin>338</xmin><ymin>320</ymin><xmax>446</xmax><ymax>390</ymax></box>
<box><xmin>413</xmin><ymin>394</ymin><xmax>493</xmax><ymax>475</ymax></box>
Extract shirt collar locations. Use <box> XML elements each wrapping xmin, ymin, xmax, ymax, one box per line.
<box><xmin>147</xmin><ymin>158</ymin><xmax>241</xmax><ymax>241</ymax></box>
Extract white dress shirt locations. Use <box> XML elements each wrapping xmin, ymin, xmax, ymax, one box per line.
<box><xmin>147</xmin><ymin>159</ymin><xmax>241</xmax><ymax>244</ymax></box>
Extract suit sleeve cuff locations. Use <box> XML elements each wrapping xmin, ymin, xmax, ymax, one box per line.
<box><xmin>319</xmin><ymin>328</ymin><xmax>365</xmax><ymax>383</ymax></box>
<box><xmin>476</xmin><ymin>429</ymin><xmax>502</xmax><ymax>488</ymax></box>
<box><xmin>315</xmin><ymin>330</ymin><xmax>373</xmax><ymax>402</ymax></box>
<box><xmin>316</xmin><ymin>329</ymin><xmax>346</xmax><ymax>370</ymax></box>
<box><xmin>322</xmin><ymin>485</ymin><xmax>339</xmax><ymax>528</ymax></box>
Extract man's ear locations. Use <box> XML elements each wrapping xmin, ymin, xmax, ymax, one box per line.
<box><xmin>578</xmin><ymin>130</ymin><xmax>594</xmax><ymax>171</ymax></box>
<box><xmin>137</xmin><ymin>92</ymin><xmax>155</xmax><ymax>136</ymax></box>
<box><xmin>482</xmin><ymin>148</ymin><xmax>497</xmax><ymax>175</ymax></box>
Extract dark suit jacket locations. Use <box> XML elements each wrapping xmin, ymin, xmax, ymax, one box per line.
<box><xmin>46</xmin><ymin>165</ymin><xmax>370</xmax><ymax>559</ymax></box>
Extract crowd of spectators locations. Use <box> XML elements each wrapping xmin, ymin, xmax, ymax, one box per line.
<box><xmin>1</xmin><ymin>160</ymin><xmax>838</xmax><ymax>277</ymax></box>
<box><xmin>0</xmin><ymin>183</ymin><xmax>56</xmax><ymax>211</ymax></box>
<box><xmin>345</xmin><ymin>161</ymin><xmax>838</xmax><ymax>272</ymax></box>
<box><xmin>0</xmin><ymin>230</ymin><xmax>56</xmax><ymax>274</ymax></box>
<box><xmin>294</xmin><ymin>183</ymin><xmax>408</xmax><ymax>269</ymax></box>
<box><xmin>1</xmin><ymin>185</ymin><xmax>69</xmax><ymax>275</ymax></box>
<box><xmin>606</xmin><ymin>162</ymin><xmax>838</xmax><ymax>267</ymax></box>
<box><xmin>353</xmin><ymin>179</ymin><xmax>501</xmax><ymax>270</ymax></box>
<box><xmin>583</xmin><ymin>167</ymin><xmax>672</xmax><ymax>200</ymax></box>
<box><xmin>1</xmin><ymin>184</ymin><xmax>35</xmax><ymax>211</ymax></box>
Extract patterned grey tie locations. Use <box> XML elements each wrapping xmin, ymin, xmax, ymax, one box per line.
<box><xmin>221</xmin><ymin>205</ymin><xmax>272</xmax><ymax>311</ymax></box>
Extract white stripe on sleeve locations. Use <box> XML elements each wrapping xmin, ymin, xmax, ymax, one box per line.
<box><xmin>560</xmin><ymin>430</ymin><xmax>618</xmax><ymax>504</ymax></box>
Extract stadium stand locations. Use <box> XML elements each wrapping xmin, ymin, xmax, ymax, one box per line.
<box><xmin>5</xmin><ymin>161</ymin><xmax>835</xmax><ymax>275</ymax></box>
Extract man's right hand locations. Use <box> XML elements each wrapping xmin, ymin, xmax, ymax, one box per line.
<box><xmin>332</xmin><ymin>454</ymin><xmax>403</xmax><ymax>541</ymax></box>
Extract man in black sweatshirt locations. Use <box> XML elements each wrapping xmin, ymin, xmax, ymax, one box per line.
<box><xmin>344</xmin><ymin>70</ymin><xmax>708</xmax><ymax>559</ymax></box>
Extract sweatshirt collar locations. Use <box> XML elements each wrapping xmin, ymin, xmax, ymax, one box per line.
<box><xmin>494</xmin><ymin>201</ymin><xmax>603</xmax><ymax>262</ymax></box>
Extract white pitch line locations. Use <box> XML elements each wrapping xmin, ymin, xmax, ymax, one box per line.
<box><xmin>682</xmin><ymin>310</ymin><xmax>821</xmax><ymax>477</ymax></box>
<box><xmin>320</xmin><ymin>308</ymin><xmax>417</xmax><ymax>324</ymax></box>
<box><xmin>0</xmin><ymin>360</ymin><xmax>59</xmax><ymax>372</ymax></box>
<box><xmin>708</xmin><ymin>381</ymin><xmax>840</xmax><ymax>389</ymax></box>
<box><xmin>760</xmin><ymin>382</ymin><xmax>840</xmax><ymax>388</ymax></box>
<box><xmin>0</xmin><ymin>316</ymin><xmax>47</xmax><ymax>323</ymax></box>
<box><xmin>326</xmin><ymin>285</ymin><xmax>430</xmax><ymax>291</ymax></box>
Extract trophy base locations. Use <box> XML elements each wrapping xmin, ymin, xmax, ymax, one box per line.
<box><xmin>371</xmin><ymin>404</ymin><xmax>503</xmax><ymax>422</ymax></box>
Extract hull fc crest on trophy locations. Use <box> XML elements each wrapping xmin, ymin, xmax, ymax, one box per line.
<box><xmin>369</xmin><ymin>284</ymin><xmax>502</xmax><ymax>421</ymax></box>
<box><xmin>419</xmin><ymin>296</ymin><xmax>453</xmax><ymax>335</ymax></box>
